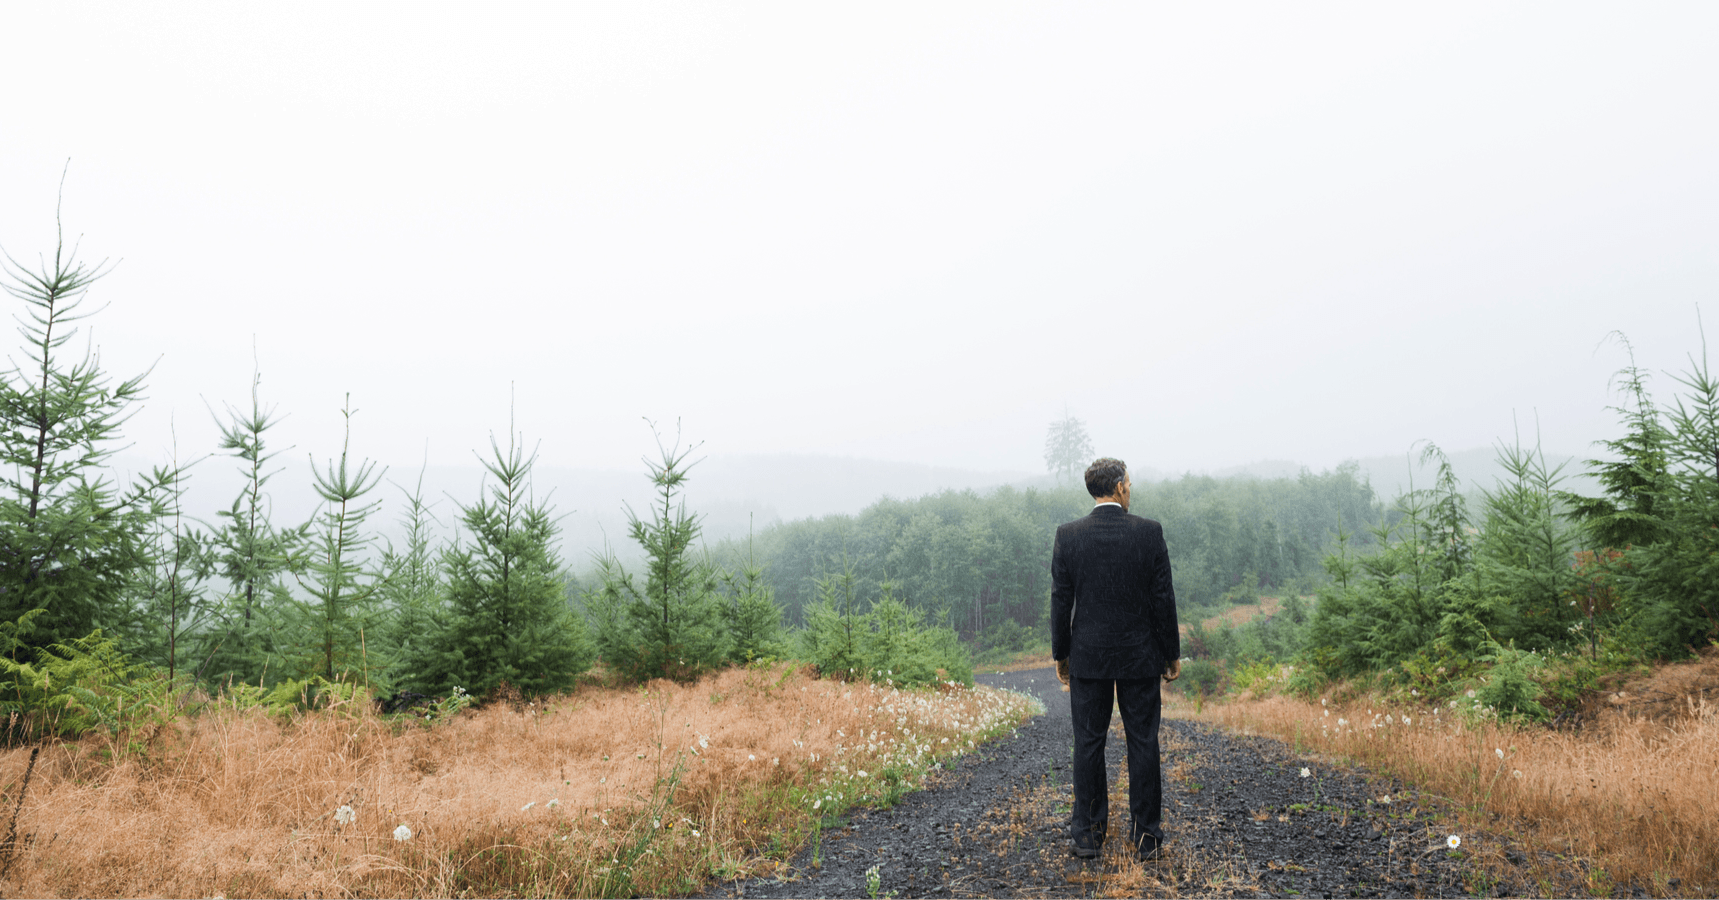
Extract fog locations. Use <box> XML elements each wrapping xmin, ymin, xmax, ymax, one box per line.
<box><xmin>5</xmin><ymin>3</ymin><xmax>1716</xmax><ymax>537</ymax></box>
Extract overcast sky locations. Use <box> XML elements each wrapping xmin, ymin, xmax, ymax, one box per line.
<box><xmin>3</xmin><ymin>3</ymin><xmax>1715</xmax><ymax>486</ymax></box>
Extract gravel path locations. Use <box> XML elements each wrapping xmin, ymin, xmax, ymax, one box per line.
<box><xmin>697</xmin><ymin>667</ymin><xmax>1528</xmax><ymax>899</ymax></box>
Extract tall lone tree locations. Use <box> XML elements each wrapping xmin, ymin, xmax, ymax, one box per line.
<box><xmin>1043</xmin><ymin>413</ymin><xmax>1095</xmax><ymax>485</ymax></box>
<box><xmin>0</xmin><ymin>201</ymin><xmax>171</xmax><ymax>659</ymax></box>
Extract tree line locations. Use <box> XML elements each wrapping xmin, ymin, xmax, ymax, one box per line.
<box><xmin>711</xmin><ymin>453</ymin><xmax>1385</xmax><ymax>660</ymax></box>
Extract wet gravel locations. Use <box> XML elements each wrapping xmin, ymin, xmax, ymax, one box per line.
<box><xmin>697</xmin><ymin>667</ymin><xmax>1545</xmax><ymax>899</ymax></box>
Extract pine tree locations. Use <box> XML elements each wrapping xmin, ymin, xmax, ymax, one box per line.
<box><xmin>720</xmin><ymin>527</ymin><xmax>786</xmax><ymax>664</ymax></box>
<box><xmin>197</xmin><ymin>366</ymin><xmax>308</xmax><ymax>686</ymax></box>
<box><xmin>0</xmin><ymin>201</ymin><xmax>172</xmax><ymax>659</ymax></box>
<box><xmin>1558</xmin><ymin>337</ymin><xmax>1673</xmax><ymax>550</ymax></box>
<box><xmin>125</xmin><ymin>436</ymin><xmax>208</xmax><ymax>683</ymax></box>
<box><xmin>416</xmin><ymin>431</ymin><xmax>591</xmax><ymax>698</ymax></box>
<box><xmin>1626</xmin><ymin>331</ymin><xmax>1719</xmax><ymax>656</ymax></box>
<box><xmin>592</xmin><ymin>427</ymin><xmax>727</xmax><ymax>682</ymax></box>
<box><xmin>375</xmin><ymin>464</ymin><xmax>445</xmax><ymax>692</ymax></box>
<box><xmin>798</xmin><ymin>558</ymin><xmax>865</xmax><ymax>679</ymax></box>
<box><xmin>279</xmin><ymin>397</ymin><xmax>386</xmax><ymax>685</ymax></box>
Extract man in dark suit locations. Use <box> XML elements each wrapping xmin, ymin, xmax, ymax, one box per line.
<box><xmin>1051</xmin><ymin>457</ymin><xmax>1181</xmax><ymax>861</ymax></box>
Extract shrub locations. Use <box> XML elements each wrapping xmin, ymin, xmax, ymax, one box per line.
<box><xmin>0</xmin><ymin>622</ymin><xmax>180</xmax><ymax>744</ymax></box>
<box><xmin>1180</xmin><ymin>658</ymin><xmax>1223</xmax><ymax>697</ymax></box>
<box><xmin>1474</xmin><ymin>639</ymin><xmax>1549</xmax><ymax>723</ymax></box>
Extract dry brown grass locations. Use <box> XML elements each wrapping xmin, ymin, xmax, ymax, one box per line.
<box><xmin>992</xmin><ymin>650</ymin><xmax>1055</xmax><ymax>672</ymax></box>
<box><xmin>1178</xmin><ymin>595</ymin><xmax>1286</xmax><ymax>637</ymax></box>
<box><xmin>1175</xmin><ymin>664</ymin><xmax>1719</xmax><ymax>897</ymax></box>
<box><xmin>0</xmin><ymin>664</ymin><xmax>1037</xmax><ymax>898</ymax></box>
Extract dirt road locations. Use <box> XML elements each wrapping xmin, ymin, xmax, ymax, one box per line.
<box><xmin>699</xmin><ymin>666</ymin><xmax>1501</xmax><ymax>899</ymax></box>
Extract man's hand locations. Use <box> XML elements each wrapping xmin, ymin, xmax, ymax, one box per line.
<box><xmin>1164</xmin><ymin>659</ymin><xmax>1182</xmax><ymax>682</ymax></box>
<box><xmin>1056</xmin><ymin>658</ymin><xmax>1070</xmax><ymax>686</ymax></box>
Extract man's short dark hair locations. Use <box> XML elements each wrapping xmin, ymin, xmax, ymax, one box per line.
<box><xmin>1084</xmin><ymin>457</ymin><xmax>1128</xmax><ymax>499</ymax></box>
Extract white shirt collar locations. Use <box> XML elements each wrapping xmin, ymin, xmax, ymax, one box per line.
<box><xmin>1093</xmin><ymin>501</ymin><xmax>1122</xmax><ymax>509</ymax></box>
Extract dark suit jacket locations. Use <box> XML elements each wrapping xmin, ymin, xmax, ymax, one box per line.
<box><xmin>1051</xmin><ymin>505</ymin><xmax>1180</xmax><ymax>680</ymax></box>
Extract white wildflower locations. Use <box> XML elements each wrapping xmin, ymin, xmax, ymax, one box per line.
<box><xmin>522</xmin><ymin>801</ymin><xmax>535</xmax><ymax>811</ymax></box>
<box><xmin>334</xmin><ymin>805</ymin><xmax>356</xmax><ymax>826</ymax></box>
<box><xmin>1447</xmin><ymin>834</ymin><xmax>1461</xmax><ymax>849</ymax></box>
<box><xmin>1466</xmin><ymin>689</ymin><xmax>1477</xmax><ymax>699</ymax></box>
<box><xmin>393</xmin><ymin>824</ymin><xmax>413</xmax><ymax>841</ymax></box>
<box><xmin>1512</xmin><ymin>770</ymin><xmax>1523</xmax><ymax>779</ymax></box>
<box><xmin>1495</xmin><ymin>748</ymin><xmax>1505</xmax><ymax>760</ymax></box>
<box><xmin>1300</xmin><ymin>767</ymin><xmax>1311</xmax><ymax>778</ymax></box>
<box><xmin>547</xmin><ymin>798</ymin><xmax>560</xmax><ymax>808</ymax></box>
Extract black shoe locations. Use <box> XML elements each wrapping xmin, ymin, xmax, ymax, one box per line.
<box><xmin>1071</xmin><ymin>828</ymin><xmax>1103</xmax><ymax>858</ymax></box>
<box><xmin>1136</xmin><ymin>838</ymin><xmax>1164</xmax><ymax>862</ymax></box>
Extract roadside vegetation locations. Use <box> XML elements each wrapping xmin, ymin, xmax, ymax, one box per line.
<box><xmin>0</xmin><ymin>662</ymin><xmax>1038</xmax><ymax>898</ymax></box>
<box><xmin>1169</xmin><ymin>333</ymin><xmax>1719</xmax><ymax>897</ymax></box>
<box><xmin>1176</xmin><ymin>651</ymin><xmax>1717</xmax><ymax>898</ymax></box>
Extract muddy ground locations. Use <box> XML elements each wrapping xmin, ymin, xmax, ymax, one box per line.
<box><xmin>698</xmin><ymin>666</ymin><xmax>1584</xmax><ymax>899</ymax></box>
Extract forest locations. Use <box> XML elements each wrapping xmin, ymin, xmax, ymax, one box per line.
<box><xmin>704</xmin><ymin>461</ymin><xmax>1384</xmax><ymax>661</ymax></box>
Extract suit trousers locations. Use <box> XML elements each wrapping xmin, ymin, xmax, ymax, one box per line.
<box><xmin>1069</xmin><ymin>675</ymin><xmax>1163</xmax><ymax>849</ymax></box>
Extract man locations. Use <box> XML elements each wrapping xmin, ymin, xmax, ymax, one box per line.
<box><xmin>1051</xmin><ymin>457</ymin><xmax>1181</xmax><ymax>861</ymax></box>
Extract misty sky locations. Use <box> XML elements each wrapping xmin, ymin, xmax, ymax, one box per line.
<box><xmin>3</xmin><ymin>3</ymin><xmax>1716</xmax><ymax>484</ymax></box>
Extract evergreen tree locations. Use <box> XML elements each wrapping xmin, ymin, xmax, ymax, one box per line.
<box><xmin>125</xmin><ymin>436</ymin><xmax>208</xmax><ymax>683</ymax></box>
<box><xmin>0</xmin><ymin>206</ymin><xmax>171</xmax><ymax>659</ymax></box>
<box><xmin>1460</xmin><ymin>435</ymin><xmax>1581</xmax><ymax>651</ymax></box>
<box><xmin>720</xmin><ymin>527</ymin><xmax>786</xmax><ymax>664</ymax></box>
<box><xmin>375</xmin><ymin>464</ymin><xmax>445</xmax><ymax>691</ymax></box>
<box><xmin>197</xmin><ymin>366</ymin><xmax>308</xmax><ymax>686</ymax></box>
<box><xmin>592</xmin><ymin>428</ymin><xmax>727</xmax><ymax>682</ymax></box>
<box><xmin>1417</xmin><ymin>443</ymin><xmax>1473</xmax><ymax>585</ymax></box>
<box><xmin>279</xmin><ymin>397</ymin><xmax>386</xmax><ymax>684</ymax></box>
<box><xmin>1625</xmin><ymin>335</ymin><xmax>1719</xmax><ymax>656</ymax></box>
<box><xmin>1558</xmin><ymin>337</ymin><xmax>1673</xmax><ymax>551</ymax></box>
<box><xmin>416</xmin><ymin>431</ymin><xmax>591</xmax><ymax>698</ymax></box>
<box><xmin>798</xmin><ymin>559</ymin><xmax>865</xmax><ymax>679</ymax></box>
